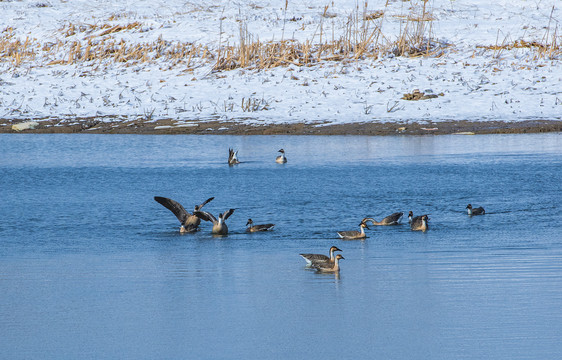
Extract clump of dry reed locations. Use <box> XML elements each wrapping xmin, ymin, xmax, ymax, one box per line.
<box><xmin>390</xmin><ymin>0</ymin><xmax>441</xmax><ymax>57</ymax></box>
<box><xmin>476</xmin><ymin>6</ymin><xmax>560</xmax><ymax>61</ymax></box>
<box><xmin>0</xmin><ymin>27</ymin><xmax>38</xmax><ymax>66</ymax></box>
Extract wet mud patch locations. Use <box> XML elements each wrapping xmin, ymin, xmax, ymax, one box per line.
<box><xmin>1</xmin><ymin>117</ymin><xmax>561</xmax><ymax>136</ymax></box>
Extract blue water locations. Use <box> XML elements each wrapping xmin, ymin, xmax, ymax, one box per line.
<box><xmin>1</xmin><ymin>133</ymin><xmax>561</xmax><ymax>359</ymax></box>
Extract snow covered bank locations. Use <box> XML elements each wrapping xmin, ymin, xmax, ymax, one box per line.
<box><xmin>1</xmin><ymin>0</ymin><xmax>561</xmax><ymax>128</ymax></box>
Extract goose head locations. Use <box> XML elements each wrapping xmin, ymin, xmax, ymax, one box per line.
<box><xmin>330</xmin><ymin>246</ymin><xmax>342</xmax><ymax>253</ymax></box>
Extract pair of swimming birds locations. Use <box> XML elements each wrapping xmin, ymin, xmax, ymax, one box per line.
<box><xmin>300</xmin><ymin>246</ymin><xmax>344</xmax><ymax>272</ymax></box>
<box><xmin>154</xmin><ymin>196</ymin><xmax>274</xmax><ymax>235</ymax></box>
<box><xmin>228</xmin><ymin>148</ymin><xmax>287</xmax><ymax>165</ymax></box>
<box><xmin>337</xmin><ymin>211</ymin><xmax>406</xmax><ymax>239</ymax></box>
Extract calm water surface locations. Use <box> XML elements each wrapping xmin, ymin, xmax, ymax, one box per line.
<box><xmin>1</xmin><ymin>134</ymin><xmax>561</xmax><ymax>359</ymax></box>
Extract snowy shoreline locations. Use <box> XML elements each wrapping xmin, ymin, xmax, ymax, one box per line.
<box><xmin>1</xmin><ymin>0</ymin><xmax>561</xmax><ymax>129</ymax></box>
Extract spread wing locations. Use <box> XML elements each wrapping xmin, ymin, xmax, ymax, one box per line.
<box><xmin>222</xmin><ymin>209</ymin><xmax>236</xmax><ymax>221</ymax></box>
<box><xmin>194</xmin><ymin>210</ymin><xmax>217</xmax><ymax>223</ymax></box>
<box><xmin>198</xmin><ymin>197</ymin><xmax>214</xmax><ymax>209</ymax></box>
<box><xmin>154</xmin><ymin>196</ymin><xmax>189</xmax><ymax>224</ymax></box>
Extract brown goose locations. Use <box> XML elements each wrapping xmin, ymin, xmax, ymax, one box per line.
<box><xmin>337</xmin><ymin>221</ymin><xmax>369</xmax><ymax>240</ymax></box>
<box><xmin>466</xmin><ymin>204</ymin><xmax>485</xmax><ymax>215</ymax></box>
<box><xmin>312</xmin><ymin>254</ymin><xmax>345</xmax><ymax>272</ymax></box>
<box><xmin>300</xmin><ymin>246</ymin><xmax>342</xmax><ymax>266</ymax></box>
<box><xmin>194</xmin><ymin>208</ymin><xmax>235</xmax><ymax>235</ymax></box>
<box><xmin>228</xmin><ymin>148</ymin><xmax>240</xmax><ymax>165</ymax></box>
<box><xmin>275</xmin><ymin>149</ymin><xmax>287</xmax><ymax>163</ymax></box>
<box><xmin>363</xmin><ymin>212</ymin><xmax>403</xmax><ymax>226</ymax></box>
<box><xmin>410</xmin><ymin>214</ymin><xmax>429</xmax><ymax>232</ymax></box>
<box><xmin>154</xmin><ymin>196</ymin><xmax>214</xmax><ymax>233</ymax></box>
<box><xmin>246</xmin><ymin>219</ymin><xmax>275</xmax><ymax>232</ymax></box>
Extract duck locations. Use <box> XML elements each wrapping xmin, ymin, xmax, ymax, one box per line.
<box><xmin>194</xmin><ymin>208</ymin><xmax>235</xmax><ymax>235</ymax></box>
<box><xmin>275</xmin><ymin>149</ymin><xmax>287</xmax><ymax>163</ymax></box>
<box><xmin>466</xmin><ymin>204</ymin><xmax>485</xmax><ymax>215</ymax></box>
<box><xmin>300</xmin><ymin>246</ymin><xmax>342</xmax><ymax>267</ymax></box>
<box><xmin>312</xmin><ymin>254</ymin><xmax>345</xmax><ymax>272</ymax></box>
<box><xmin>246</xmin><ymin>219</ymin><xmax>275</xmax><ymax>232</ymax></box>
<box><xmin>228</xmin><ymin>148</ymin><xmax>240</xmax><ymax>165</ymax></box>
<box><xmin>410</xmin><ymin>214</ymin><xmax>429</xmax><ymax>232</ymax></box>
<box><xmin>337</xmin><ymin>221</ymin><xmax>369</xmax><ymax>240</ymax></box>
<box><xmin>154</xmin><ymin>196</ymin><xmax>214</xmax><ymax>233</ymax></box>
<box><xmin>363</xmin><ymin>212</ymin><xmax>403</xmax><ymax>226</ymax></box>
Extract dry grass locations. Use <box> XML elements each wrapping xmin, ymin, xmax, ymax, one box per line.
<box><xmin>1</xmin><ymin>1</ymin><xmax>559</xmax><ymax>73</ymax></box>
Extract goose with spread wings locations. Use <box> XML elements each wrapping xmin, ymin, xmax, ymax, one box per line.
<box><xmin>154</xmin><ymin>196</ymin><xmax>214</xmax><ymax>233</ymax></box>
<box><xmin>194</xmin><ymin>208</ymin><xmax>236</xmax><ymax>235</ymax></box>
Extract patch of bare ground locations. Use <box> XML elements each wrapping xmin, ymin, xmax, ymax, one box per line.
<box><xmin>1</xmin><ymin>118</ymin><xmax>561</xmax><ymax>135</ymax></box>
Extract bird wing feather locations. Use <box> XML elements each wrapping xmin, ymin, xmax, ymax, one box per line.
<box><xmin>198</xmin><ymin>197</ymin><xmax>215</xmax><ymax>209</ymax></box>
<box><xmin>154</xmin><ymin>196</ymin><xmax>190</xmax><ymax>224</ymax></box>
<box><xmin>194</xmin><ymin>210</ymin><xmax>217</xmax><ymax>223</ymax></box>
<box><xmin>222</xmin><ymin>209</ymin><xmax>236</xmax><ymax>221</ymax></box>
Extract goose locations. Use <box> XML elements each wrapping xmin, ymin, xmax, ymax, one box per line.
<box><xmin>363</xmin><ymin>212</ymin><xmax>404</xmax><ymax>226</ymax></box>
<box><xmin>276</xmin><ymin>149</ymin><xmax>287</xmax><ymax>163</ymax></box>
<box><xmin>337</xmin><ymin>221</ymin><xmax>369</xmax><ymax>240</ymax></box>
<box><xmin>246</xmin><ymin>219</ymin><xmax>275</xmax><ymax>232</ymax></box>
<box><xmin>228</xmin><ymin>148</ymin><xmax>240</xmax><ymax>165</ymax></box>
<box><xmin>194</xmin><ymin>208</ymin><xmax>235</xmax><ymax>235</ymax></box>
<box><xmin>466</xmin><ymin>204</ymin><xmax>485</xmax><ymax>215</ymax></box>
<box><xmin>300</xmin><ymin>246</ymin><xmax>342</xmax><ymax>266</ymax></box>
<box><xmin>154</xmin><ymin>196</ymin><xmax>214</xmax><ymax>233</ymax></box>
<box><xmin>410</xmin><ymin>214</ymin><xmax>429</xmax><ymax>232</ymax></box>
<box><xmin>312</xmin><ymin>254</ymin><xmax>345</xmax><ymax>272</ymax></box>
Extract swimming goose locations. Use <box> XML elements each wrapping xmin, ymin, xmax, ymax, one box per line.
<box><xmin>194</xmin><ymin>208</ymin><xmax>235</xmax><ymax>235</ymax></box>
<box><xmin>154</xmin><ymin>196</ymin><xmax>214</xmax><ymax>233</ymax></box>
<box><xmin>312</xmin><ymin>254</ymin><xmax>345</xmax><ymax>272</ymax></box>
<box><xmin>228</xmin><ymin>148</ymin><xmax>240</xmax><ymax>165</ymax></box>
<box><xmin>410</xmin><ymin>214</ymin><xmax>429</xmax><ymax>232</ymax></box>
<box><xmin>246</xmin><ymin>219</ymin><xmax>275</xmax><ymax>232</ymax></box>
<box><xmin>363</xmin><ymin>212</ymin><xmax>404</xmax><ymax>226</ymax></box>
<box><xmin>466</xmin><ymin>204</ymin><xmax>485</xmax><ymax>215</ymax></box>
<box><xmin>300</xmin><ymin>246</ymin><xmax>342</xmax><ymax>266</ymax></box>
<box><xmin>337</xmin><ymin>222</ymin><xmax>369</xmax><ymax>240</ymax></box>
<box><xmin>276</xmin><ymin>149</ymin><xmax>287</xmax><ymax>163</ymax></box>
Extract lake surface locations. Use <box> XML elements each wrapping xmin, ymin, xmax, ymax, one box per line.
<box><xmin>1</xmin><ymin>133</ymin><xmax>561</xmax><ymax>359</ymax></box>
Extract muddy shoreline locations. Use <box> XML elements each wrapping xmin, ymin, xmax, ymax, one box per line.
<box><xmin>1</xmin><ymin>118</ymin><xmax>561</xmax><ymax>135</ymax></box>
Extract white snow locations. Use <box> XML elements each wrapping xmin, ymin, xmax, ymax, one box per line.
<box><xmin>1</xmin><ymin>0</ymin><xmax>561</xmax><ymax>126</ymax></box>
